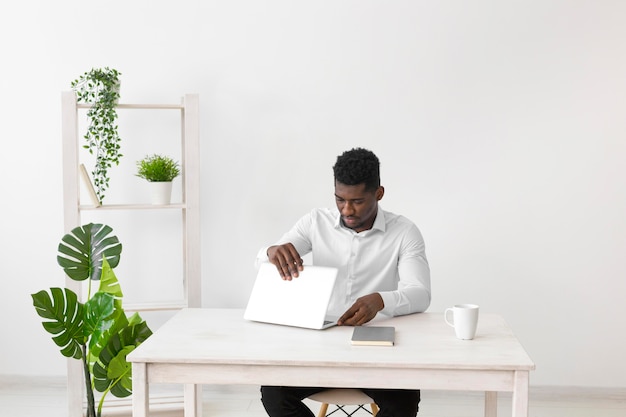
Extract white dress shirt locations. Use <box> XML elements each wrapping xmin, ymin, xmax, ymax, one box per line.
<box><xmin>256</xmin><ymin>207</ymin><xmax>431</xmax><ymax>318</ymax></box>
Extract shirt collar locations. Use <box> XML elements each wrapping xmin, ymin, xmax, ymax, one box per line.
<box><xmin>371</xmin><ymin>208</ymin><xmax>386</xmax><ymax>232</ymax></box>
<box><xmin>333</xmin><ymin>207</ymin><xmax>387</xmax><ymax>233</ymax></box>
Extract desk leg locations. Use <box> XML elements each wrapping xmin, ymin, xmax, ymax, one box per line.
<box><xmin>512</xmin><ymin>371</ymin><xmax>530</xmax><ymax>417</ymax></box>
<box><xmin>184</xmin><ymin>383</ymin><xmax>202</xmax><ymax>417</ymax></box>
<box><xmin>485</xmin><ymin>391</ymin><xmax>497</xmax><ymax>417</ymax></box>
<box><xmin>132</xmin><ymin>363</ymin><xmax>148</xmax><ymax>417</ymax></box>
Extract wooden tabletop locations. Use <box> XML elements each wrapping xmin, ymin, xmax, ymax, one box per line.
<box><xmin>128</xmin><ymin>308</ymin><xmax>535</xmax><ymax>372</ymax></box>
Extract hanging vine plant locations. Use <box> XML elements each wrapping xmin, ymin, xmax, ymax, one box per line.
<box><xmin>71</xmin><ymin>67</ymin><xmax>122</xmax><ymax>203</ymax></box>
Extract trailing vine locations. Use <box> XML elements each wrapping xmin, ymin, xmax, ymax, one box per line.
<box><xmin>71</xmin><ymin>67</ymin><xmax>122</xmax><ymax>203</ymax></box>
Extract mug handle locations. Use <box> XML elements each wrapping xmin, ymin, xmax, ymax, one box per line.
<box><xmin>444</xmin><ymin>308</ymin><xmax>455</xmax><ymax>328</ymax></box>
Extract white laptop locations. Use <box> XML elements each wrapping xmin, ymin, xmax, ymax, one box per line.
<box><xmin>244</xmin><ymin>262</ymin><xmax>339</xmax><ymax>330</ymax></box>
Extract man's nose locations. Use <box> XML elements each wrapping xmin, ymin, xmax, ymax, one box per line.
<box><xmin>341</xmin><ymin>202</ymin><xmax>355</xmax><ymax>216</ymax></box>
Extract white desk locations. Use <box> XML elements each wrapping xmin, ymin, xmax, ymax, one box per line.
<box><xmin>128</xmin><ymin>308</ymin><xmax>534</xmax><ymax>417</ymax></box>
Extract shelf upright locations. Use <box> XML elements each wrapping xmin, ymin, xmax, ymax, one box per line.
<box><xmin>61</xmin><ymin>91</ymin><xmax>202</xmax><ymax>417</ymax></box>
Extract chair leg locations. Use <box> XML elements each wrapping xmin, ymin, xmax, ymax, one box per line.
<box><xmin>317</xmin><ymin>401</ymin><xmax>378</xmax><ymax>417</ymax></box>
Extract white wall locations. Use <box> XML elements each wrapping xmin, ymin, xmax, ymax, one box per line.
<box><xmin>1</xmin><ymin>0</ymin><xmax>625</xmax><ymax>388</ymax></box>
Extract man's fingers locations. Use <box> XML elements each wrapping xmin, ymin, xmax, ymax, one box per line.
<box><xmin>284</xmin><ymin>245</ymin><xmax>304</xmax><ymax>269</ymax></box>
<box><xmin>338</xmin><ymin>295</ymin><xmax>383</xmax><ymax>326</ymax></box>
<box><xmin>338</xmin><ymin>306</ymin><xmax>358</xmax><ymax>325</ymax></box>
<box><xmin>269</xmin><ymin>244</ymin><xmax>304</xmax><ymax>279</ymax></box>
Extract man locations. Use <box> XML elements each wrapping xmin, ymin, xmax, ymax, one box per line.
<box><xmin>256</xmin><ymin>147</ymin><xmax>431</xmax><ymax>417</ymax></box>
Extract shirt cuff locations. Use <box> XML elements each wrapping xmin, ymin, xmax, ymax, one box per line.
<box><xmin>254</xmin><ymin>246</ymin><xmax>270</xmax><ymax>268</ymax></box>
<box><xmin>378</xmin><ymin>292</ymin><xmax>395</xmax><ymax>316</ymax></box>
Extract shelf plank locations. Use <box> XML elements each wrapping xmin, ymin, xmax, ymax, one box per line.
<box><xmin>76</xmin><ymin>103</ymin><xmax>184</xmax><ymax>110</ymax></box>
<box><xmin>79</xmin><ymin>203</ymin><xmax>186</xmax><ymax>210</ymax></box>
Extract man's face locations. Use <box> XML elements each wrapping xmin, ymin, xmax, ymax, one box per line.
<box><xmin>334</xmin><ymin>181</ymin><xmax>384</xmax><ymax>233</ymax></box>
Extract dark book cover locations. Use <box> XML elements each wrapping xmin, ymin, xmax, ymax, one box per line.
<box><xmin>351</xmin><ymin>326</ymin><xmax>395</xmax><ymax>346</ymax></box>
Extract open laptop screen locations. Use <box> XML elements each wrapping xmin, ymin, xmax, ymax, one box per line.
<box><xmin>244</xmin><ymin>263</ymin><xmax>338</xmax><ymax>330</ymax></box>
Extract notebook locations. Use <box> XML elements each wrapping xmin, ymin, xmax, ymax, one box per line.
<box><xmin>351</xmin><ymin>326</ymin><xmax>395</xmax><ymax>346</ymax></box>
<box><xmin>244</xmin><ymin>262</ymin><xmax>339</xmax><ymax>330</ymax></box>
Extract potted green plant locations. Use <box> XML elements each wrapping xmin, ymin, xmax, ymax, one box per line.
<box><xmin>71</xmin><ymin>67</ymin><xmax>123</xmax><ymax>204</ymax></box>
<box><xmin>32</xmin><ymin>223</ymin><xmax>152</xmax><ymax>417</ymax></box>
<box><xmin>136</xmin><ymin>154</ymin><xmax>181</xmax><ymax>204</ymax></box>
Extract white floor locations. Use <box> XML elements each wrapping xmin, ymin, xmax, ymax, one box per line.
<box><xmin>1</xmin><ymin>376</ymin><xmax>626</xmax><ymax>417</ymax></box>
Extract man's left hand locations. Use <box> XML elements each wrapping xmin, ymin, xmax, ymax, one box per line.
<box><xmin>337</xmin><ymin>293</ymin><xmax>384</xmax><ymax>326</ymax></box>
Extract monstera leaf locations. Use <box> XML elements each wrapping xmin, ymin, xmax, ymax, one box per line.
<box><xmin>31</xmin><ymin>287</ymin><xmax>85</xmax><ymax>359</ymax></box>
<box><xmin>87</xmin><ymin>258</ymin><xmax>127</xmax><ymax>358</ymax></box>
<box><xmin>83</xmin><ymin>291</ymin><xmax>116</xmax><ymax>352</ymax></box>
<box><xmin>92</xmin><ymin>316</ymin><xmax>153</xmax><ymax>397</ymax></box>
<box><xmin>57</xmin><ymin>223</ymin><xmax>122</xmax><ymax>281</ymax></box>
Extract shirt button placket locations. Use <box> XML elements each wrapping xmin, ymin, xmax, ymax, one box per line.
<box><xmin>346</xmin><ymin>234</ymin><xmax>358</xmax><ymax>301</ymax></box>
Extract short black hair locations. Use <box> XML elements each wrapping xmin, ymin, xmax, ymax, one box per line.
<box><xmin>333</xmin><ymin>147</ymin><xmax>380</xmax><ymax>192</ymax></box>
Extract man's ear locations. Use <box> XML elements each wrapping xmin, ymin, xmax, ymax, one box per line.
<box><xmin>376</xmin><ymin>186</ymin><xmax>385</xmax><ymax>201</ymax></box>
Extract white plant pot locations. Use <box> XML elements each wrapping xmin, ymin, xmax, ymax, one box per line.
<box><xmin>149</xmin><ymin>181</ymin><xmax>173</xmax><ymax>205</ymax></box>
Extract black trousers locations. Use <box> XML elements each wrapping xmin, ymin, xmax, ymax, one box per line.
<box><xmin>260</xmin><ymin>386</ymin><xmax>420</xmax><ymax>417</ymax></box>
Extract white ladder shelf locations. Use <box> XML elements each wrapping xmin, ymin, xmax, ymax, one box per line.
<box><xmin>61</xmin><ymin>91</ymin><xmax>202</xmax><ymax>417</ymax></box>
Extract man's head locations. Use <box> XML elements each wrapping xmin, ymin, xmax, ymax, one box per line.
<box><xmin>333</xmin><ymin>148</ymin><xmax>384</xmax><ymax>232</ymax></box>
<box><xmin>333</xmin><ymin>147</ymin><xmax>381</xmax><ymax>192</ymax></box>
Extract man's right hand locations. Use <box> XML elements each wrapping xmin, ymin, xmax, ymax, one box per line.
<box><xmin>267</xmin><ymin>243</ymin><xmax>304</xmax><ymax>280</ymax></box>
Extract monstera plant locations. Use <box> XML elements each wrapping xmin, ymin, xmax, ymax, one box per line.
<box><xmin>31</xmin><ymin>223</ymin><xmax>152</xmax><ymax>417</ymax></box>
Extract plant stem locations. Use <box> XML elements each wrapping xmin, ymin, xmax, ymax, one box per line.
<box><xmin>96</xmin><ymin>373</ymin><xmax>122</xmax><ymax>417</ymax></box>
<box><xmin>82</xmin><ymin>345</ymin><xmax>96</xmax><ymax>417</ymax></box>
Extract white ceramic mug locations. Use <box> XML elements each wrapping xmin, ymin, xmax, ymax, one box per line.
<box><xmin>444</xmin><ymin>304</ymin><xmax>479</xmax><ymax>340</ymax></box>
